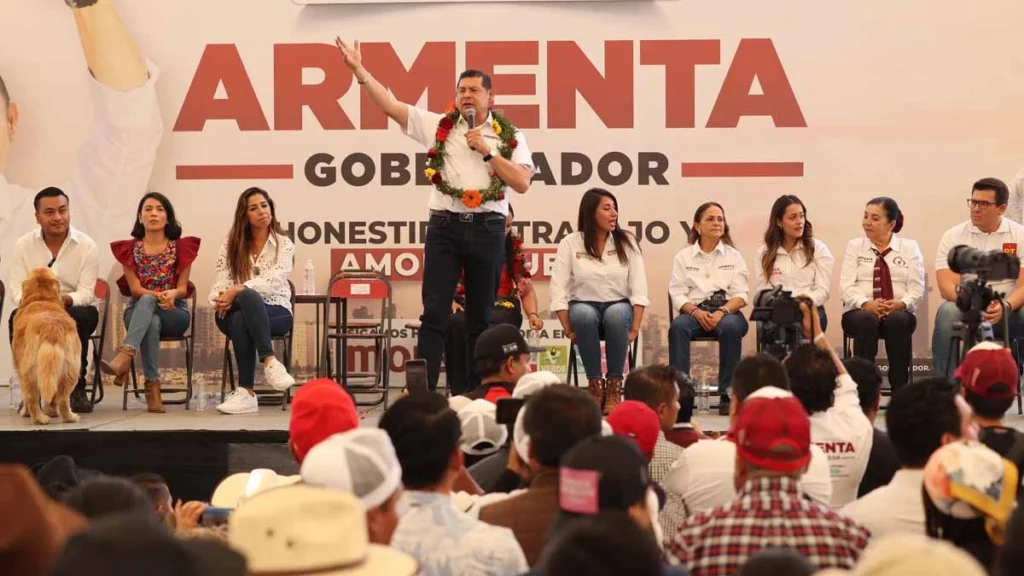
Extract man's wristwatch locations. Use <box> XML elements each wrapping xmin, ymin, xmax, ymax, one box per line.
<box><xmin>65</xmin><ymin>0</ymin><xmax>99</xmax><ymax>8</ymax></box>
<box><xmin>481</xmin><ymin>153</ymin><xmax>494</xmax><ymax>162</ymax></box>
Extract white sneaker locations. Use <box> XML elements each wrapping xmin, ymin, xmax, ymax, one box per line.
<box><xmin>264</xmin><ymin>358</ymin><xmax>296</xmax><ymax>392</ymax></box>
<box><xmin>216</xmin><ymin>389</ymin><xmax>258</xmax><ymax>414</ymax></box>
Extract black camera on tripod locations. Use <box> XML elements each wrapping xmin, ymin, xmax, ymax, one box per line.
<box><xmin>945</xmin><ymin>245</ymin><xmax>1021</xmax><ymax>365</ymax></box>
<box><xmin>750</xmin><ymin>287</ymin><xmax>804</xmax><ymax>359</ymax></box>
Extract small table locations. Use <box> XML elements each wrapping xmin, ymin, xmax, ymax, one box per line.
<box><xmin>294</xmin><ymin>293</ymin><xmax>340</xmax><ymax>377</ymax></box>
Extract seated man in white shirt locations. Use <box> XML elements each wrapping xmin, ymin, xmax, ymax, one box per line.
<box><xmin>8</xmin><ymin>188</ymin><xmax>99</xmax><ymax>414</ymax></box>
<box><xmin>784</xmin><ymin>337</ymin><xmax>874</xmax><ymax>508</ymax></box>
<box><xmin>932</xmin><ymin>177</ymin><xmax>1024</xmax><ymax>378</ymax></box>
<box><xmin>663</xmin><ymin>354</ymin><xmax>833</xmax><ymax>518</ymax></box>
<box><xmin>841</xmin><ymin>377</ymin><xmax>979</xmax><ymax>537</ymax></box>
<box><xmin>380</xmin><ymin>393</ymin><xmax>528</xmax><ymax>576</ymax></box>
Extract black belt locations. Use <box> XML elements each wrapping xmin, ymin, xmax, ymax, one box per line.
<box><xmin>428</xmin><ymin>209</ymin><xmax>503</xmax><ymax>221</ymax></box>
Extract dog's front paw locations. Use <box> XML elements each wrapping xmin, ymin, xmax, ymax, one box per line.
<box><xmin>63</xmin><ymin>412</ymin><xmax>80</xmax><ymax>423</ymax></box>
<box><xmin>32</xmin><ymin>414</ymin><xmax>51</xmax><ymax>425</ymax></box>
<box><xmin>45</xmin><ymin>406</ymin><xmax>59</xmax><ymax>418</ymax></box>
<box><xmin>18</xmin><ymin>405</ymin><xmax>28</xmax><ymax>418</ymax></box>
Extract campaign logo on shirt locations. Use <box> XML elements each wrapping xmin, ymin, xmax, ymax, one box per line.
<box><xmin>1004</xmin><ymin>243</ymin><xmax>1018</xmax><ymax>256</ymax></box>
<box><xmin>893</xmin><ymin>256</ymin><xmax>907</xmax><ymax>268</ymax></box>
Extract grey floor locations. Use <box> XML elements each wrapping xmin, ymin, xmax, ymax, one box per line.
<box><xmin>4</xmin><ymin>383</ymin><xmax>1024</xmax><ymax>434</ymax></box>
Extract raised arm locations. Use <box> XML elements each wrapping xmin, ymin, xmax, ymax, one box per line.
<box><xmin>335</xmin><ymin>38</ymin><xmax>409</xmax><ymax>128</ymax></box>
<box><xmin>64</xmin><ymin>0</ymin><xmax>163</xmax><ymax>234</ymax></box>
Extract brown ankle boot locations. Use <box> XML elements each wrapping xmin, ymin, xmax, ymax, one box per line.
<box><xmin>587</xmin><ymin>378</ymin><xmax>606</xmax><ymax>410</ymax></box>
<box><xmin>100</xmin><ymin>346</ymin><xmax>134</xmax><ymax>386</ymax></box>
<box><xmin>144</xmin><ymin>380</ymin><xmax>165</xmax><ymax>413</ymax></box>
<box><xmin>603</xmin><ymin>378</ymin><xmax>623</xmax><ymax>415</ymax></box>
<box><xmin>99</xmin><ymin>344</ymin><xmax>134</xmax><ymax>385</ymax></box>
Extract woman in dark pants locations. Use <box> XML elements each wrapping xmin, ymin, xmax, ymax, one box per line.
<box><xmin>445</xmin><ymin>205</ymin><xmax>543</xmax><ymax>394</ymax></box>
<box><xmin>839</xmin><ymin>197</ymin><xmax>924</xmax><ymax>392</ymax></box>
<box><xmin>210</xmin><ymin>187</ymin><xmax>296</xmax><ymax>415</ymax></box>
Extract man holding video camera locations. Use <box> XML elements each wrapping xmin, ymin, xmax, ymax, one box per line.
<box><xmin>932</xmin><ymin>178</ymin><xmax>1024</xmax><ymax>378</ymax></box>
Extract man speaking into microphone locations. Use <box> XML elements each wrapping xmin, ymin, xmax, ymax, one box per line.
<box><xmin>335</xmin><ymin>37</ymin><xmax>535</xmax><ymax>393</ymax></box>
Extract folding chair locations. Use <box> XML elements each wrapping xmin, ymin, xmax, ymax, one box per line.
<box><xmin>221</xmin><ymin>281</ymin><xmax>296</xmax><ymax>410</ymax></box>
<box><xmin>321</xmin><ymin>270</ymin><xmax>392</xmax><ymax>408</ymax></box>
<box><xmin>123</xmin><ymin>282</ymin><xmax>198</xmax><ymax>410</ymax></box>
<box><xmin>88</xmin><ymin>279</ymin><xmax>111</xmax><ymax>405</ymax></box>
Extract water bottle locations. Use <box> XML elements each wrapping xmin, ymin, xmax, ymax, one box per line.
<box><xmin>527</xmin><ymin>330</ymin><xmax>542</xmax><ymax>370</ymax></box>
<box><xmin>195</xmin><ymin>376</ymin><xmax>207</xmax><ymax>412</ymax></box>
<box><xmin>697</xmin><ymin>381</ymin><xmax>710</xmax><ymax>415</ymax></box>
<box><xmin>303</xmin><ymin>259</ymin><xmax>316</xmax><ymax>295</ymax></box>
<box><xmin>9</xmin><ymin>375</ymin><xmax>21</xmax><ymax>409</ymax></box>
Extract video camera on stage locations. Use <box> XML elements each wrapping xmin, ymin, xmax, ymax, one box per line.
<box><xmin>945</xmin><ymin>245</ymin><xmax>1021</xmax><ymax>363</ymax></box>
<box><xmin>750</xmin><ymin>287</ymin><xmax>804</xmax><ymax>359</ymax></box>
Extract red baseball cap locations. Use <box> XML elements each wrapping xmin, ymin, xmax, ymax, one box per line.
<box><xmin>606</xmin><ymin>401</ymin><xmax>660</xmax><ymax>459</ymax></box>
<box><xmin>728</xmin><ymin>396</ymin><xmax>811</xmax><ymax>473</ymax></box>
<box><xmin>288</xmin><ymin>379</ymin><xmax>359</xmax><ymax>463</ymax></box>
<box><xmin>955</xmin><ymin>342</ymin><xmax>1019</xmax><ymax>399</ymax></box>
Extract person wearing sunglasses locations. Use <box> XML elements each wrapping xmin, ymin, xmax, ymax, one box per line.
<box><xmin>932</xmin><ymin>178</ymin><xmax>1024</xmax><ymax>378</ymax></box>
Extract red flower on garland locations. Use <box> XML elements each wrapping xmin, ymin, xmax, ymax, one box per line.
<box><xmin>436</xmin><ymin>128</ymin><xmax>449</xmax><ymax>142</ymax></box>
<box><xmin>439</xmin><ymin>116</ymin><xmax>454</xmax><ymax>130</ymax></box>
<box><xmin>445</xmin><ymin>102</ymin><xmax>456</xmax><ymax>115</ymax></box>
<box><xmin>498</xmin><ymin>192</ymin><xmax>505</xmax><ymax>200</ymax></box>
<box><xmin>427</xmin><ymin>147</ymin><xmax>437</xmax><ymax>158</ymax></box>
<box><xmin>431</xmin><ymin>173</ymin><xmax>443</xmax><ymax>185</ymax></box>
<box><xmin>509</xmin><ymin>138</ymin><xmax>518</xmax><ymax>149</ymax></box>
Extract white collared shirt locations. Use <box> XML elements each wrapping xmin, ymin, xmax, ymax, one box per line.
<box><xmin>753</xmin><ymin>239</ymin><xmax>835</xmax><ymax>306</ymax></box>
<box><xmin>550</xmin><ymin>231</ymin><xmax>650</xmax><ymax>311</ymax></box>
<box><xmin>403</xmin><ymin>105</ymin><xmax>534</xmax><ymax>215</ymax></box>
<box><xmin>208</xmin><ymin>234</ymin><xmax>295</xmax><ymax>312</ymax></box>
<box><xmin>840</xmin><ymin>468</ymin><xmax>926</xmax><ymax>537</ymax></box>
<box><xmin>936</xmin><ymin>217</ymin><xmax>1024</xmax><ymax>295</ymax></box>
<box><xmin>0</xmin><ymin>61</ymin><xmax>162</xmax><ymax>382</ymax></box>
<box><xmin>839</xmin><ymin>235</ymin><xmax>926</xmax><ymax>313</ymax></box>
<box><xmin>8</xmin><ymin>227</ymin><xmax>98</xmax><ymax>308</ymax></box>
<box><xmin>808</xmin><ymin>374</ymin><xmax>875</xmax><ymax>507</ymax></box>
<box><xmin>669</xmin><ymin>241</ymin><xmax>749</xmax><ymax>313</ymax></box>
<box><xmin>663</xmin><ymin>436</ymin><xmax>833</xmax><ymax>516</ymax></box>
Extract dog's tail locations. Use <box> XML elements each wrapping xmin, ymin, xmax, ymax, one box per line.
<box><xmin>36</xmin><ymin>341</ymin><xmax>66</xmax><ymax>406</ymax></box>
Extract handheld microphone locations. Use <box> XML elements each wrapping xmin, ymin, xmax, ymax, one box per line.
<box><xmin>464</xmin><ymin>108</ymin><xmax>476</xmax><ymax>129</ymax></box>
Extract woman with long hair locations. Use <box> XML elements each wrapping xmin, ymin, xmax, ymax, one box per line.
<box><xmin>551</xmin><ymin>188</ymin><xmax>649</xmax><ymax>414</ymax></box>
<box><xmin>668</xmin><ymin>202</ymin><xmax>749</xmax><ymax>415</ymax></box>
<box><xmin>754</xmin><ymin>195</ymin><xmax>835</xmax><ymax>335</ymax></box>
<box><xmin>101</xmin><ymin>192</ymin><xmax>200</xmax><ymax>413</ymax></box>
<box><xmin>210</xmin><ymin>187</ymin><xmax>296</xmax><ymax>415</ymax></box>
<box><xmin>445</xmin><ymin>204</ymin><xmax>544</xmax><ymax>395</ymax></box>
<box><xmin>839</xmin><ymin>197</ymin><xmax>923</xmax><ymax>392</ymax></box>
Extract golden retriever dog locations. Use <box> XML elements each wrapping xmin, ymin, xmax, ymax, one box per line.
<box><xmin>12</xmin><ymin>268</ymin><xmax>82</xmax><ymax>425</ymax></box>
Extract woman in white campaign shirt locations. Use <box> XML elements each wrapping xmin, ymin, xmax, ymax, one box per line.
<box><xmin>551</xmin><ymin>188</ymin><xmax>649</xmax><ymax>414</ymax></box>
<box><xmin>668</xmin><ymin>202</ymin><xmax>749</xmax><ymax>410</ymax></box>
<box><xmin>754</xmin><ymin>195</ymin><xmax>835</xmax><ymax>332</ymax></box>
<box><xmin>839</xmin><ymin>197</ymin><xmax>925</xmax><ymax>392</ymax></box>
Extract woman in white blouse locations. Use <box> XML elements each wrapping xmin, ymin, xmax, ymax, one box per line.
<box><xmin>668</xmin><ymin>202</ymin><xmax>749</xmax><ymax>413</ymax></box>
<box><xmin>755</xmin><ymin>195</ymin><xmax>835</xmax><ymax>334</ymax></box>
<box><xmin>551</xmin><ymin>188</ymin><xmax>649</xmax><ymax>414</ymax></box>
<box><xmin>839</xmin><ymin>197</ymin><xmax>924</xmax><ymax>391</ymax></box>
<box><xmin>210</xmin><ymin>187</ymin><xmax>297</xmax><ymax>415</ymax></box>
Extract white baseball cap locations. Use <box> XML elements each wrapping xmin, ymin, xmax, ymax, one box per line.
<box><xmin>300</xmin><ymin>428</ymin><xmax>403</xmax><ymax>510</ymax></box>
<box><xmin>513</xmin><ymin>371</ymin><xmax>562</xmax><ymax>398</ymax></box>
<box><xmin>457</xmin><ymin>399</ymin><xmax>508</xmax><ymax>456</ymax></box>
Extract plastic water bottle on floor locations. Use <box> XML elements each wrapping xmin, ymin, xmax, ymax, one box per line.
<box><xmin>303</xmin><ymin>259</ymin><xmax>316</xmax><ymax>295</ymax></box>
<box><xmin>697</xmin><ymin>381</ymin><xmax>710</xmax><ymax>415</ymax></box>
<box><xmin>195</xmin><ymin>376</ymin><xmax>207</xmax><ymax>412</ymax></box>
<box><xmin>528</xmin><ymin>330</ymin><xmax>542</xmax><ymax>369</ymax></box>
<box><xmin>9</xmin><ymin>376</ymin><xmax>21</xmax><ymax>409</ymax></box>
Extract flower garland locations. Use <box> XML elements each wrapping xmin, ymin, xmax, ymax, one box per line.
<box><xmin>423</xmin><ymin>102</ymin><xmax>519</xmax><ymax>208</ymax></box>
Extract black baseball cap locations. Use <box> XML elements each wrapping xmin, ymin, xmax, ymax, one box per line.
<box><xmin>474</xmin><ymin>324</ymin><xmax>544</xmax><ymax>364</ymax></box>
<box><xmin>556</xmin><ymin>435</ymin><xmax>656</xmax><ymax>516</ymax></box>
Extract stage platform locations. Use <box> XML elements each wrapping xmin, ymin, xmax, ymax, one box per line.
<box><xmin>4</xmin><ymin>383</ymin><xmax>1024</xmax><ymax>502</ymax></box>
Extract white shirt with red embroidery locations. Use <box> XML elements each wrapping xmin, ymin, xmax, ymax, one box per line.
<box><xmin>403</xmin><ymin>105</ymin><xmax>534</xmax><ymax>216</ymax></box>
<box><xmin>809</xmin><ymin>374</ymin><xmax>875</xmax><ymax>508</ymax></box>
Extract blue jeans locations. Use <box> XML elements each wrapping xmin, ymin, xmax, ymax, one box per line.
<box><xmin>931</xmin><ymin>301</ymin><xmax>1024</xmax><ymax>378</ymax></box>
<box><xmin>215</xmin><ymin>288</ymin><xmax>293</xmax><ymax>389</ymax></box>
<box><xmin>669</xmin><ymin>313</ymin><xmax>749</xmax><ymax>397</ymax></box>
<box><xmin>418</xmin><ymin>211</ymin><xmax>505</xmax><ymax>391</ymax></box>
<box><xmin>569</xmin><ymin>300</ymin><xmax>633</xmax><ymax>379</ymax></box>
<box><xmin>123</xmin><ymin>296</ymin><xmax>190</xmax><ymax>381</ymax></box>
